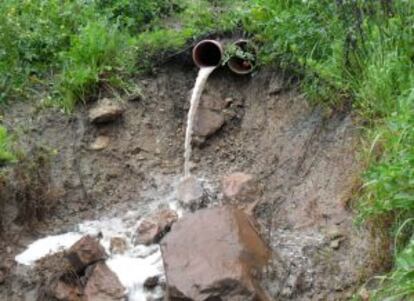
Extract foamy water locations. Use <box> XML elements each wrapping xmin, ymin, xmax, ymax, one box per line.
<box><xmin>184</xmin><ymin>66</ymin><xmax>215</xmax><ymax>177</ymax></box>
<box><xmin>16</xmin><ymin>217</ymin><xmax>164</xmax><ymax>301</ymax></box>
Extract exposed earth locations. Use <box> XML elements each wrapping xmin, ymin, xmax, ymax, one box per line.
<box><xmin>0</xmin><ymin>53</ymin><xmax>381</xmax><ymax>300</ymax></box>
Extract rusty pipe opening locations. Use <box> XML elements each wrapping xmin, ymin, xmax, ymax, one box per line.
<box><xmin>227</xmin><ymin>39</ymin><xmax>257</xmax><ymax>75</ymax></box>
<box><xmin>192</xmin><ymin>40</ymin><xmax>223</xmax><ymax>68</ymax></box>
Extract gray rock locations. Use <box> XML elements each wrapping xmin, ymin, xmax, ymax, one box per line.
<box><xmin>89</xmin><ymin>99</ymin><xmax>124</xmax><ymax>124</ymax></box>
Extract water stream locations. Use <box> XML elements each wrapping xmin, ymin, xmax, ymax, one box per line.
<box><xmin>183</xmin><ymin>66</ymin><xmax>215</xmax><ymax>178</ymax></box>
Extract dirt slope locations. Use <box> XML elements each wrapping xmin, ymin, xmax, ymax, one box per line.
<box><xmin>0</xmin><ymin>59</ymin><xmax>375</xmax><ymax>300</ymax></box>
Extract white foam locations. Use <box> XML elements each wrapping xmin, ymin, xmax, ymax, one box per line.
<box><xmin>15</xmin><ymin>232</ymin><xmax>82</xmax><ymax>265</ymax></box>
<box><xmin>15</xmin><ymin>216</ymin><xmax>168</xmax><ymax>300</ymax></box>
<box><xmin>107</xmin><ymin>246</ymin><xmax>164</xmax><ymax>301</ymax></box>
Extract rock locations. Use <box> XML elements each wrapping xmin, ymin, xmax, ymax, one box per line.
<box><xmin>176</xmin><ymin>176</ymin><xmax>206</xmax><ymax>211</ymax></box>
<box><xmin>200</xmin><ymin>95</ymin><xmax>226</xmax><ymax>111</ymax></box>
<box><xmin>224</xmin><ymin>97</ymin><xmax>233</xmax><ymax>107</ymax></box>
<box><xmin>325</xmin><ymin>226</ymin><xmax>343</xmax><ymax>240</ymax></box>
<box><xmin>193</xmin><ymin>108</ymin><xmax>224</xmax><ymax>138</ymax></box>
<box><xmin>143</xmin><ymin>276</ymin><xmax>159</xmax><ymax>290</ymax></box>
<box><xmin>134</xmin><ymin>209</ymin><xmax>178</xmax><ymax>246</ymax></box>
<box><xmin>221</xmin><ymin>172</ymin><xmax>260</xmax><ymax>203</ymax></box>
<box><xmin>49</xmin><ymin>278</ymin><xmax>82</xmax><ymax>301</ymax></box>
<box><xmin>109</xmin><ymin>237</ymin><xmax>127</xmax><ymax>255</ymax></box>
<box><xmin>161</xmin><ymin>206</ymin><xmax>271</xmax><ymax>301</ymax></box>
<box><xmin>83</xmin><ymin>262</ymin><xmax>125</xmax><ymax>301</ymax></box>
<box><xmin>66</xmin><ymin>235</ymin><xmax>107</xmax><ymax>272</ymax></box>
<box><xmin>90</xmin><ymin>136</ymin><xmax>110</xmax><ymax>150</ymax></box>
<box><xmin>330</xmin><ymin>239</ymin><xmax>341</xmax><ymax>250</ymax></box>
<box><xmin>89</xmin><ymin>99</ymin><xmax>124</xmax><ymax>124</ymax></box>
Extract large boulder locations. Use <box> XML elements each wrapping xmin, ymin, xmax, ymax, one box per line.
<box><xmin>134</xmin><ymin>209</ymin><xmax>178</xmax><ymax>246</ymax></box>
<box><xmin>161</xmin><ymin>206</ymin><xmax>271</xmax><ymax>301</ymax></box>
<box><xmin>83</xmin><ymin>262</ymin><xmax>125</xmax><ymax>301</ymax></box>
<box><xmin>89</xmin><ymin>98</ymin><xmax>124</xmax><ymax>124</ymax></box>
<box><xmin>65</xmin><ymin>236</ymin><xmax>107</xmax><ymax>272</ymax></box>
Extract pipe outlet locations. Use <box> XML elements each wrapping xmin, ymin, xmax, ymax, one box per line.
<box><xmin>192</xmin><ymin>40</ymin><xmax>223</xmax><ymax>68</ymax></box>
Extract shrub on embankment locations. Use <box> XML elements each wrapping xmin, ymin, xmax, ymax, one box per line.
<box><xmin>242</xmin><ymin>1</ymin><xmax>414</xmax><ymax>299</ymax></box>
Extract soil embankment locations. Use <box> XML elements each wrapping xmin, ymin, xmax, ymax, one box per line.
<box><xmin>0</xmin><ymin>59</ymin><xmax>374</xmax><ymax>300</ymax></box>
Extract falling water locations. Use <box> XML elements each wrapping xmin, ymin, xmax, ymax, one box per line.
<box><xmin>184</xmin><ymin>66</ymin><xmax>215</xmax><ymax>178</ymax></box>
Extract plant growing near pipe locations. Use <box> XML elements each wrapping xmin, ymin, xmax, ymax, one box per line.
<box><xmin>223</xmin><ymin>40</ymin><xmax>257</xmax><ymax>74</ymax></box>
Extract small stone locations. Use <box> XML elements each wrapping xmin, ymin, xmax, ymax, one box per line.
<box><xmin>176</xmin><ymin>176</ymin><xmax>206</xmax><ymax>211</ymax></box>
<box><xmin>90</xmin><ymin>136</ymin><xmax>110</xmax><ymax>150</ymax></box>
<box><xmin>325</xmin><ymin>226</ymin><xmax>343</xmax><ymax>240</ymax></box>
<box><xmin>221</xmin><ymin>172</ymin><xmax>260</xmax><ymax>203</ymax></box>
<box><xmin>330</xmin><ymin>239</ymin><xmax>341</xmax><ymax>250</ymax></box>
<box><xmin>65</xmin><ymin>235</ymin><xmax>107</xmax><ymax>272</ymax></box>
<box><xmin>109</xmin><ymin>237</ymin><xmax>127</xmax><ymax>255</ymax></box>
<box><xmin>134</xmin><ymin>209</ymin><xmax>178</xmax><ymax>246</ymax></box>
<box><xmin>224</xmin><ymin>97</ymin><xmax>233</xmax><ymax>107</ymax></box>
<box><xmin>89</xmin><ymin>98</ymin><xmax>124</xmax><ymax>124</ymax></box>
<box><xmin>143</xmin><ymin>276</ymin><xmax>159</xmax><ymax>290</ymax></box>
<box><xmin>83</xmin><ymin>262</ymin><xmax>125</xmax><ymax>301</ymax></box>
<box><xmin>200</xmin><ymin>95</ymin><xmax>226</xmax><ymax>111</ymax></box>
<box><xmin>193</xmin><ymin>108</ymin><xmax>225</xmax><ymax>138</ymax></box>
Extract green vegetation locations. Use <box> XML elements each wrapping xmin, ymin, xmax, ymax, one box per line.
<box><xmin>0</xmin><ymin>0</ymin><xmax>241</xmax><ymax>111</ymax></box>
<box><xmin>241</xmin><ymin>1</ymin><xmax>414</xmax><ymax>299</ymax></box>
<box><xmin>0</xmin><ymin>0</ymin><xmax>413</xmax><ymax>298</ymax></box>
<box><xmin>0</xmin><ymin>126</ymin><xmax>15</xmax><ymax>164</ymax></box>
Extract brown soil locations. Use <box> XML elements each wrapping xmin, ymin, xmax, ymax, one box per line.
<box><xmin>0</xmin><ymin>57</ymin><xmax>378</xmax><ymax>300</ymax></box>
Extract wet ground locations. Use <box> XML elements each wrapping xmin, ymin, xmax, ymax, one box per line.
<box><xmin>0</xmin><ymin>59</ymin><xmax>377</xmax><ymax>300</ymax></box>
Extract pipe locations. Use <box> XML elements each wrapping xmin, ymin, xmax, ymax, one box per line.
<box><xmin>227</xmin><ymin>39</ymin><xmax>257</xmax><ymax>75</ymax></box>
<box><xmin>192</xmin><ymin>40</ymin><xmax>223</xmax><ymax>68</ymax></box>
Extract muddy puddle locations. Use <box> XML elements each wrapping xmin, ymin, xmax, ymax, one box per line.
<box><xmin>0</xmin><ymin>58</ymin><xmax>376</xmax><ymax>300</ymax></box>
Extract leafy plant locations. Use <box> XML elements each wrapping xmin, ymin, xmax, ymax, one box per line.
<box><xmin>222</xmin><ymin>42</ymin><xmax>256</xmax><ymax>66</ymax></box>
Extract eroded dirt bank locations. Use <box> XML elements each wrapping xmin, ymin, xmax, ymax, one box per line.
<box><xmin>0</xmin><ymin>60</ymin><xmax>376</xmax><ymax>300</ymax></box>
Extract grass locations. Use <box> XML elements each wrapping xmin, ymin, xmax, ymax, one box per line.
<box><xmin>0</xmin><ymin>126</ymin><xmax>15</xmax><ymax>164</ymax></box>
<box><xmin>0</xmin><ymin>0</ymin><xmax>413</xmax><ymax>299</ymax></box>
<box><xmin>239</xmin><ymin>1</ymin><xmax>414</xmax><ymax>299</ymax></box>
<box><xmin>0</xmin><ymin>0</ymin><xmax>243</xmax><ymax>111</ymax></box>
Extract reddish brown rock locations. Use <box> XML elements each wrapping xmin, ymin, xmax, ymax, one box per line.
<box><xmin>83</xmin><ymin>262</ymin><xmax>125</xmax><ymax>301</ymax></box>
<box><xmin>66</xmin><ymin>236</ymin><xmax>107</xmax><ymax>272</ymax></box>
<box><xmin>134</xmin><ymin>209</ymin><xmax>178</xmax><ymax>246</ymax></box>
<box><xmin>49</xmin><ymin>279</ymin><xmax>82</xmax><ymax>301</ymax></box>
<box><xmin>193</xmin><ymin>108</ymin><xmax>225</xmax><ymax>138</ymax></box>
<box><xmin>161</xmin><ymin>206</ymin><xmax>271</xmax><ymax>301</ymax></box>
<box><xmin>89</xmin><ymin>99</ymin><xmax>124</xmax><ymax>124</ymax></box>
<box><xmin>221</xmin><ymin>172</ymin><xmax>260</xmax><ymax>203</ymax></box>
